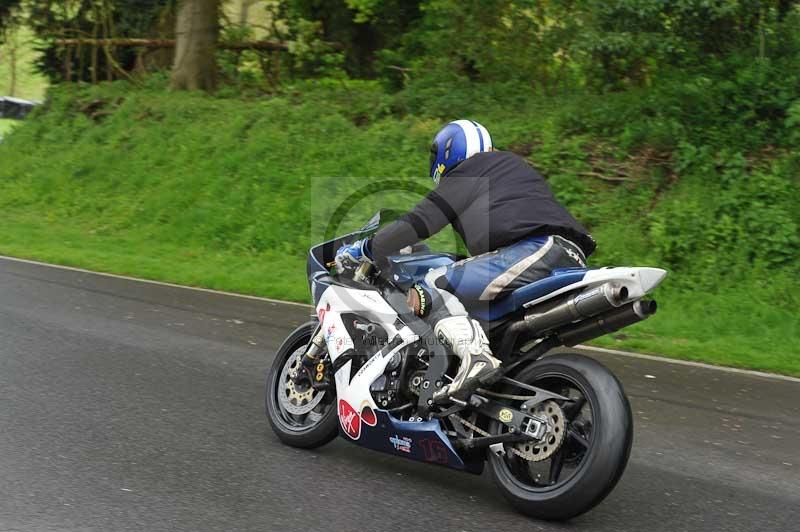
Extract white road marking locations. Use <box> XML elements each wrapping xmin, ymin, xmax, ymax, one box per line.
<box><xmin>2</xmin><ymin>254</ymin><xmax>798</xmax><ymax>384</ymax></box>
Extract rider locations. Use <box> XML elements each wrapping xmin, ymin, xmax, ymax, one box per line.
<box><xmin>314</xmin><ymin>120</ymin><xmax>595</xmax><ymax>401</ymax></box>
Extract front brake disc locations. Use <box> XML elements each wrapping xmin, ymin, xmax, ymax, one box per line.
<box><xmin>279</xmin><ymin>349</ymin><xmax>326</xmax><ymax>415</ymax></box>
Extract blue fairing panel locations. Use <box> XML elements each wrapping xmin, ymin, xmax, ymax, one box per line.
<box><xmin>468</xmin><ymin>268</ymin><xmax>588</xmax><ymax>322</ymax></box>
<box><xmin>387</xmin><ymin>253</ymin><xmax>457</xmax><ymax>288</ymax></box>
<box><xmin>347</xmin><ymin>409</ymin><xmax>482</xmax><ymax>474</ymax></box>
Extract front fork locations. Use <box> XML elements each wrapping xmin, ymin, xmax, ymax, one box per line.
<box><xmin>305</xmin><ymin>327</ymin><xmax>326</xmax><ymax>362</ymax></box>
<box><xmin>295</xmin><ymin>325</ymin><xmax>331</xmax><ymax>389</ymax></box>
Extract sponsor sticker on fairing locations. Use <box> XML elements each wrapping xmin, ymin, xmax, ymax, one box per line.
<box><xmin>389</xmin><ymin>434</ymin><xmax>412</xmax><ymax>453</ymax></box>
<box><xmin>325</xmin><ymin>323</ymin><xmax>336</xmax><ymax>339</ymax></box>
<box><xmin>317</xmin><ymin>302</ymin><xmax>330</xmax><ymax>322</ymax></box>
<box><xmin>338</xmin><ymin>399</ymin><xmax>361</xmax><ymax>440</ymax></box>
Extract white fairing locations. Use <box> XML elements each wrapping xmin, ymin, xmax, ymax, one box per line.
<box><xmin>316</xmin><ymin>267</ymin><xmax>665</xmax><ymax>439</ymax></box>
<box><xmin>316</xmin><ymin>285</ymin><xmax>413</xmax><ymax>360</ymax></box>
<box><xmin>523</xmin><ymin>267</ymin><xmax>668</xmax><ymax>308</ymax></box>
<box><xmin>316</xmin><ymin>285</ymin><xmax>418</xmax><ymax>430</ymax></box>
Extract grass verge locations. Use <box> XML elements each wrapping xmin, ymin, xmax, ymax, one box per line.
<box><xmin>0</xmin><ymin>119</ymin><xmax>20</xmax><ymax>138</ymax></box>
<box><xmin>0</xmin><ymin>81</ymin><xmax>797</xmax><ymax>376</ymax></box>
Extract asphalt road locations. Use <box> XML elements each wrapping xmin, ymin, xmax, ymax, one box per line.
<box><xmin>0</xmin><ymin>256</ymin><xmax>798</xmax><ymax>532</ymax></box>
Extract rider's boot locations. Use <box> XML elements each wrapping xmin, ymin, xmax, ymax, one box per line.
<box><xmin>432</xmin><ymin>316</ymin><xmax>502</xmax><ymax>402</ymax></box>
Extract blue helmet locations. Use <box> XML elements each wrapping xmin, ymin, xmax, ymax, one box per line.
<box><xmin>429</xmin><ymin>120</ymin><xmax>493</xmax><ymax>183</ymax></box>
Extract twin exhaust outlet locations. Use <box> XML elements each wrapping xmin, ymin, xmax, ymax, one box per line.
<box><xmin>522</xmin><ymin>282</ymin><xmax>657</xmax><ymax>346</ymax></box>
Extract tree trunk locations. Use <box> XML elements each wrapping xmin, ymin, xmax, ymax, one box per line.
<box><xmin>170</xmin><ymin>0</ymin><xmax>219</xmax><ymax>92</ymax></box>
<box><xmin>8</xmin><ymin>32</ymin><xmax>17</xmax><ymax>96</ymax></box>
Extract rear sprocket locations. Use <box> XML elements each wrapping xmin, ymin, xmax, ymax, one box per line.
<box><xmin>511</xmin><ymin>400</ymin><xmax>566</xmax><ymax>462</ymax></box>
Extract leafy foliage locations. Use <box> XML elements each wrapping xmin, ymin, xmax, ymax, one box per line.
<box><xmin>12</xmin><ymin>0</ymin><xmax>173</xmax><ymax>82</ymax></box>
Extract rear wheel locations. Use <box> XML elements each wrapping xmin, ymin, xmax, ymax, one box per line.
<box><xmin>487</xmin><ymin>353</ymin><xmax>632</xmax><ymax>520</ymax></box>
<box><xmin>265</xmin><ymin>322</ymin><xmax>339</xmax><ymax>448</ymax></box>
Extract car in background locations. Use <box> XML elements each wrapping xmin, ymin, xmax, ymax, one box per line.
<box><xmin>0</xmin><ymin>96</ymin><xmax>39</xmax><ymax>119</ymax></box>
<box><xmin>0</xmin><ymin>96</ymin><xmax>40</xmax><ymax>142</ymax></box>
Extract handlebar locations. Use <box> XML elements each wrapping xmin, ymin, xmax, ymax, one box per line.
<box><xmin>324</xmin><ymin>256</ymin><xmax>376</xmax><ymax>284</ymax></box>
<box><xmin>353</xmin><ymin>261</ymin><xmax>374</xmax><ymax>283</ymax></box>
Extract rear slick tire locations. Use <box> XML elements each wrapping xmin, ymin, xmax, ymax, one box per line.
<box><xmin>487</xmin><ymin>353</ymin><xmax>633</xmax><ymax>521</ymax></box>
<box><xmin>265</xmin><ymin>321</ymin><xmax>339</xmax><ymax>449</ymax></box>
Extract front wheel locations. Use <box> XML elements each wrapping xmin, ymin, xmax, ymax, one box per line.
<box><xmin>487</xmin><ymin>353</ymin><xmax>633</xmax><ymax>521</ymax></box>
<box><xmin>265</xmin><ymin>321</ymin><xmax>339</xmax><ymax>448</ymax></box>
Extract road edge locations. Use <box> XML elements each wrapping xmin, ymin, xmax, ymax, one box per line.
<box><xmin>0</xmin><ymin>254</ymin><xmax>313</xmax><ymax>307</ymax></box>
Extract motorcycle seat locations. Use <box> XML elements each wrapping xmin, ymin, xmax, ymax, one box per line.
<box><xmin>387</xmin><ymin>252</ymin><xmax>589</xmax><ymax>323</ymax></box>
<box><xmin>465</xmin><ymin>268</ymin><xmax>589</xmax><ymax>322</ymax></box>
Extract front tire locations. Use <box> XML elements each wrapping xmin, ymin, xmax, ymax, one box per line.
<box><xmin>265</xmin><ymin>321</ymin><xmax>339</xmax><ymax>449</ymax></box>
<box><xmin>487</xmin><ymin>353</ymin><xmax>633</xmax><ymax>521</ymax></box>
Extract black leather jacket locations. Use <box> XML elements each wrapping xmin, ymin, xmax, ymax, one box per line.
<box><xmin>370</xmin><ymin>151</ymin><xmax>595</xmax><ymax>264</ymax></box>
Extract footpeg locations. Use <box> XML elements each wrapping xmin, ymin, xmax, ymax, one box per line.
<box><xmin>433</xmin><ymin>366</ymin><xmax>501</xmax><ymax>404</ymax></box>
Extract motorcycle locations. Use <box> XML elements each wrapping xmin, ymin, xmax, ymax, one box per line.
<box><xmin>265</xmin><ymin>211</ymin><xmax>666</xmax><ymax>520</ymax></box>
